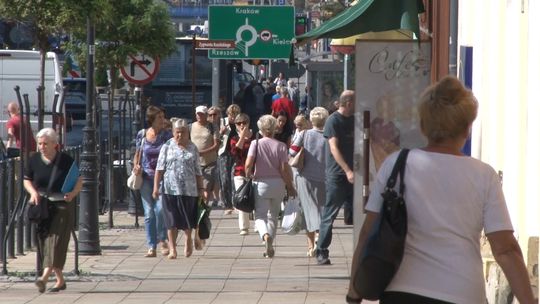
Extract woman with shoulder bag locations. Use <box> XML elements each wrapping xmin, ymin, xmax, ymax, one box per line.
<box><xmin>132</xmin><ymin>106</ymin><xmax>171</xmax><ymax>258</ymax></box>
<box><xmin>213</xmin><ymin>105</ymin><xmax>239</xmax><ymax>215</ymax></box>
<box><xmin>229</xmin><ymin>113</ymin><xmax>254</xmax><ymax>235</ymax></box>
<box><xmin>290</xmin><ymin>107</ymin><xmax>329</xmax><ymax>257</ymax></box>
<box><xmin>244</xmin><ymin>115</ymin><xmax>296</xmax><ymax>258</ymax></box>
<box><xmin>24</xmin><ymin>128</ymin><xmax>83</xmax><ymax>293</ymax></box>
<box><xmin>347</xmin><ymin>76</ymin><xmax>536</xmax><ymax>304</ymax></box>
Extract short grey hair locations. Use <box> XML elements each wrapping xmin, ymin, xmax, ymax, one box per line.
<box><xmin>257</xmin><ymin>115</ymin><xmax>277</xmax><ymax>137</ymax></box>
<box><xmin>171</xmin><ymin>118</ymin><xmax>189</xmax><ymax>130</ymax></box>
<box><xmin>309</xmin><ymin>107</ymin><xmax>329</xmax><ymax>128</ymax></box>
<box><xmin>36</xmin><ymin>127</ymin><xmax>58</xmax><ymax>143</ymax></box>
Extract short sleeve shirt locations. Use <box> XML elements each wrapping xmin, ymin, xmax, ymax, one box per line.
<box><xmin>24</xmin><ymin>152</ymin><xmax>76</xmax><ymax>194</ymax></box>
<box><xmin>323</xmin><ymin>111</ymin><xmax>354</xmax><ymax>176</ymax></box>
<box><xmin>136</xmin><ymin>129</ymin><xmax>172</xmax><ymax>179</ymax></box>
<box><xmin>366</xmin><ymin>149</ymin><xmax>513</xmax><ymax>303</ymax></box>
<box><xmin>190</xmin><ymin>122</ymin><xmax>218</xmax><ymax>166</ymax></box>
<box><xmin>156</xmin><ymin>140</ymin><xmax>202</xmax><ymax>197</ymax></box>
<box><xmin>247</xmin><ymin>137</ymin><xmax>288</xmax><ymax>179</ymax></box>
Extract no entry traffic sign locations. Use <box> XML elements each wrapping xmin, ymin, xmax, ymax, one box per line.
<box><xmin>120</xmin><ymin>53</ymin><xmax>160</xmax><ymax>85</ymax></box>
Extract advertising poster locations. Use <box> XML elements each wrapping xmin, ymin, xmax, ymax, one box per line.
<box><xmin>355</xmin><ymin>40</ymin><xmax>431</xmax><ymax>178</ymax></box>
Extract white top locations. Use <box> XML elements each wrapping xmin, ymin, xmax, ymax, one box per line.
<box><xmin>366</xmin><ymin>149</ymin><xmax>513</xmax><ymax>304</ymax></box>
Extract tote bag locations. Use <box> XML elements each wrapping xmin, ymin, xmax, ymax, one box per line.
<box><xmin>352</xmin><ymin>149</ymin><xmax>409</xmax><ymax>300</ymax></box>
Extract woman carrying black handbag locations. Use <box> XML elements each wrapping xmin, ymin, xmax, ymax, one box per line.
<box><xmin>24</xmin><ymin>128</ymin><xmax>82</xmax><ymax>293</ymax></box>
<box><xmin>347</xmin><ymin>76</ymin><xmax>535</xmax><ymax>304</ymax></box>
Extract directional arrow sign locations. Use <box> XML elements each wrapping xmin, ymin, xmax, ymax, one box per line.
<box><xmin>120</xmin><ymin>53</ymin><xmax>160</xmax><ymax>85</ymax></box>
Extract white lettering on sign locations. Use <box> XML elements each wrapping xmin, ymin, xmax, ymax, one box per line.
<box><xmin>272</xmin><ymin>38</ymin><xmax>291</xmax><ymax>45</ymax></box>
<box><xmin>235</xmin><ymin>8</ymin><xmax>260</xmax><ymax>14</ymax></box>
<box><xmin>212</xmin><ymin>50</ymin><xmax>241</xmax><ymax>56</ymax></box>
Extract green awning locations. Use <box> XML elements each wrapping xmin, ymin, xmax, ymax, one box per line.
<box><xmin>295</xmin><ymin>0</ymin><xmax>425</xmax><ymax>45</ymax></box>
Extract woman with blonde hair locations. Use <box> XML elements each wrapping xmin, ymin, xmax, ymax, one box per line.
<box><xmin>153</xmin><ymin>118</ymin><xmax>204</xmax><ymax>259</ymax></box>
<box><xmin>245</xmin><ymin>115</ymin><xmax>296</xmax><ymax>258</ymax></box>
<box><xmin>289</xmin><ymin>107</ymin><xmax>329</xmax><ymax>257</ymax></box>
<box><xmin>347</xmin><ymin>76</ymin><xmax>536</xmax><ymax>303</ymax></box>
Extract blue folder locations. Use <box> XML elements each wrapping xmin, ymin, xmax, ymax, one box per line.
<box><xmin>61</xmin><ymin>162</ymin><xmax>79</xmax><ymax>194</ymax></box>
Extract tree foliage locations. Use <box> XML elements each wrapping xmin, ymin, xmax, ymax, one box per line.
<box><xmin>67</xmin><ymin>0</ymin><xmax>176</xmax><ymax>91</ymax></box>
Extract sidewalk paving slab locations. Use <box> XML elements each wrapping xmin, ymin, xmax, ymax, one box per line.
<box><xmin>0</xmin><ymin>207</ymin><xmax>378</xmax><ymax>304</ymax></box>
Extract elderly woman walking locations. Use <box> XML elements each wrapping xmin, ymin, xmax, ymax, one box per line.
<box><xmin>153</xmin><ymin>118</ymin><xmax>204</xmax><ymax>259</ymax></box>
<box><xmin>245</xmin><ymin>115</ymin><xmax>296</xmax><ymax>258</ymax></box>
<box><xmin>289</xmin><ymin>107</ymin><xmax>329</xmax><ymax>257</ymax></box>
<box><xmin>24</xmin><ymin>128</ymin><xmax>83</xmax><ymax>293</ymax></box>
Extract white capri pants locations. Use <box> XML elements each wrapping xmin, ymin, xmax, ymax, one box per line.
<box><xmin>253</xmin><ymin>177</ymin><xmax>286</xmax><ymax>240</ymax></box>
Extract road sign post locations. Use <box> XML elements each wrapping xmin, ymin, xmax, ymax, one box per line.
<box><xmin>208</xmin><ymin>6</ymin><xmax>295</xmax><ymax>59</ymax></box>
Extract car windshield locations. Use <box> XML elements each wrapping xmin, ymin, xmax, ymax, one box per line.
<box><xmin>65</xmin><ymin>80</ymin><xmax>86</xmax><ymax>94</ymax></box>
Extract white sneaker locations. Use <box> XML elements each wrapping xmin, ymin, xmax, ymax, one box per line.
<box><xmin>239</xmin><ymin>229</ymin><xmax>248</xmax><ymax>236</ymax></box>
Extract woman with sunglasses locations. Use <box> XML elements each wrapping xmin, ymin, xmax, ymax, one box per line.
<box><xmin>229</xmin><ymin>113</ymin><xmax>254</xmax><ymax>235</ymax></box>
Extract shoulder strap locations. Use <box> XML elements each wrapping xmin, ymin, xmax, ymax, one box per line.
<box><xmin>45</xmin><ymin>152</ymin><xmax>62</xmax><ymax>197</ymax></box>
<box><xmin>385</xmin><ymin>149</ymin><xmax>410</xmax><ymax>195</ymax></box>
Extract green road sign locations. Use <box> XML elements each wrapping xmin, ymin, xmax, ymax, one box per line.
<box><xmin>208</xmin><ymin>6</ymin><xmax>295</xmax><ymax>59</ymax></box>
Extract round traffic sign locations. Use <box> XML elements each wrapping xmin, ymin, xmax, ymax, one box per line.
<box><xmin>260</xmin><ymin>30</ymin><xmax>272</xmax><ymax>42</ymax></box>
<box><xmin>120</xmin><ymin>53</ymin><xmax>160</xmax><ymax>85</ymax></box>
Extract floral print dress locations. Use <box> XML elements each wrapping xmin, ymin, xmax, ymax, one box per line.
<box><xmin>156</xmin><ymin>139</ymin><xmax>202</xmax><ymax>197</ymax></box>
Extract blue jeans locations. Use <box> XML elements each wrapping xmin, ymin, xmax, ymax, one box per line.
<box><xmin>140</xmin><ymin>177</ymin><xmax>167</xmax><ymax>249</ymax></box>
<box><xmin>316</xmin><ymin>174</ymin><xmax>353</xmax><ymax>257</ymax></box>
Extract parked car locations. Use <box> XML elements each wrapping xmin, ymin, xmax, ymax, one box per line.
<box><xmin>63</xmin><ymin>77</ymin><xmax>86</xmax><ymax>120</ymax></box>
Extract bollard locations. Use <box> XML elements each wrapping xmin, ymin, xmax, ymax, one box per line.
<box><xmin>0</xmin><ymin>161</ymin><xmax>6</xmax><ymax>263</ymax></box>
<box><xmin>6</xmin><ymin>159</ymin><xmax>15</xmax><ymax>259</ymax></box>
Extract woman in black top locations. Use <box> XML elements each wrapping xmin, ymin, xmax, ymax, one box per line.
<box><xmin>24</xmin><ymin>128</ymin><xmax>82</xmax><ymax>293</ymax></box>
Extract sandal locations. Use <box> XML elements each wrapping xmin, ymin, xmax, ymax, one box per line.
<box><xmin>161</xmin><ymin>242</ymin><xmax>169</xmax><ymax>256</ymax></box>
<box><xmin>167</xmin><ymin>251</ymin><xmax>177</xmax><ymax>259</ymax></box>
<box><xmin>144</xmin><ymin>248</ymin><xmax>156</xmax><ymax>257</ymax></box>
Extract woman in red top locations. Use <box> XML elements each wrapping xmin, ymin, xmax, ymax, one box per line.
<box><xmin>229</xmin><ymin>113</ymin><xmax>254</xmax><ymax>235</ymax></box>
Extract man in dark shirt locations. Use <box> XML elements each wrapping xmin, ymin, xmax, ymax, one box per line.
<box><xmin>316</xmin><ymin>90</ymin><xmax>355</xmax><ymax>265</ymax></box>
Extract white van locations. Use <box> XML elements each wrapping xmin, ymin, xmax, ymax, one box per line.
<box><xmin>0</xmin><ymin>50</ymin><xmax>64</xmax><ymax>142</ymax></box>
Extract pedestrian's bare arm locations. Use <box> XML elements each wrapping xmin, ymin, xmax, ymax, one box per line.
<box><xmin>244</xmin><ymin>156</ymin><xmax>254</xmax><ymax>178</ymax></box>
<box><xmin>7</xmin><ymin>127</ymin><xmax>15</xmax><ymax>148</ymax></box>
<box><xmin>347</xmin><ymin>211</ymin><xmax>378</xmax><ymax>301</ymax></box>
<box><xmin>486</xmin><ymin>230</ymin><xmax>536</xmax><ymax>304</ymax></box>
<box><xmin>199</xmin><ymin>137</ymin><xmax>219</xmax><ymax>154</ymax></box>
<box><xmin>279</xmin><ymin>162</ymin><xmax>296</xmax><ymax>197</ymax></box>
<box><xmin>153</xmin><ymin>170</ymin><xmax>163</xmax><ymax>199</ymax></box>
<box><xmin>328</xmin><ymin>137</ymin><xmax>354</xmax><ymax>182</ymax></box>
<box><xmin>23</xmin><ymin>179</ymin><xmax>40</xmax><ymax>204</ymax></box>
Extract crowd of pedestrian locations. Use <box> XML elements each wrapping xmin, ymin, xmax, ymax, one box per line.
<box><xmin>22</xmin><ymin>73</ymin><xmax>535</xmax><ymax>303</ymax></box>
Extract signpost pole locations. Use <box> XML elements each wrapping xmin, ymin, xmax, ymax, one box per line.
<box><xmin>192</xmin><ymin>34</ymin><xmax>197</xmax><ymax>121</ymax></box>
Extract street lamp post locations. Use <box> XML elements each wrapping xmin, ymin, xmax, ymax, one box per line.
<box><xmin>78</xmin><ymin>16</ymin><xmax>101</xmax><ymax>255</ymax></box>
<box><xmin>192</xmin><ymin>34</ymin><xmax>197</xmax><ymax>121</ymax></box>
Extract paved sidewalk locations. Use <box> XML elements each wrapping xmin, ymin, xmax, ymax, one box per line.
<box><xmin>0</xmin><ymin>207</ymin><xmax>368</xmax><ymax>304</ymax></box>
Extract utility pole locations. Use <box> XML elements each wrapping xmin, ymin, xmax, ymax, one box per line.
<box><xmin>78</xmin><ymin>16</ymin><xmax>101</xmax><ymax>255</ymax></box>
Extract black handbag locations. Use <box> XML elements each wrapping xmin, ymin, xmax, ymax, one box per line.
<box><xmin>353</xmin><ymin>149</ymin><xmax>410</xmax><ymax>300</ymax></box>
<box><xmin>27</xmin><ymin>153</ymin><xmax>61</xmax><ymax>223</ymax></box>
<box><xmin>232</xmin><ymin>178</ymin><xmax>255</xmax><ymax>213</ymax></box>
<box><xmin>197</xmin><ymin>198</ymin><xmax>212</xmax><ymax>240</ymax></box>
<box><xmin>232</xmin><ymin>135</ymin><xmax>258</xmax><ymax>213</ymax></box>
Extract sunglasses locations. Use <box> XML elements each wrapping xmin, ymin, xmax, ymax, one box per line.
<box><xmin>235</xmin><ymin>121</ymin><xmax>247</xmax><ymax>125</ymax></box>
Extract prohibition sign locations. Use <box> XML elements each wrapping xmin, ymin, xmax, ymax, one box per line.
<box><xmin>120</xmin><ymin>53</ymin><xmax>160</xmax><ymax>85</ymax></box>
